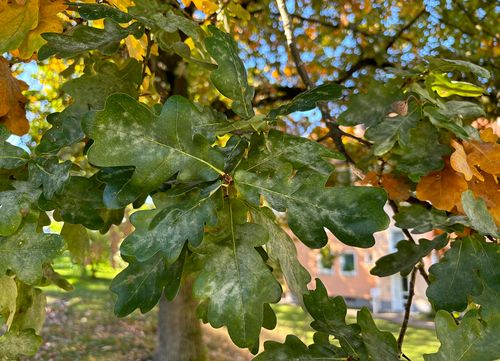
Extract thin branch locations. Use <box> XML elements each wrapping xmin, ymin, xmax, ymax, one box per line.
<box><xmin>398</xmin><ymin>267</ymin><xmax>417</xmax><ymax>353</ymax></box>
<box><xmin>275</xmin><ymin>0</ymin><xmax>360</xmax><ymax>167</ymax></box>
<box><xmin>385</xmin><ymin>7</ymin><xmax>427</xmax><ymax>51</ymax></box>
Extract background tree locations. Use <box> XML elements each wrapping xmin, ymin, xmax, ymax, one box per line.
<box><xmin>0</xmin><ymin>1</ymin><xmax>498</xmax><ymax>361</ymax></box>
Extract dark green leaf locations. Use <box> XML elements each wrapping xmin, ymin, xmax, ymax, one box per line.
<box><xmin>254</xmin><ymin>335</ymin><xmax>315</xmax><ymax>361</ymax></box>
<box><xmin>29</xmin><ymin>157</ymin><xmax>71</xmax><ymax>199</ymax></box>
<box><xmin>38</xmin><ymin>19</ymin><xmax>142</xmax><ymax>60</ymax></box>
<box><xmin>424</xmin><ymin>310</ymin><xmax>500</xmax><ymax>361</ymax></box>
<box><xmin>364</xmin><ymin>104</ymin><xmax>420</xmax><ymax>156</ymax></box>
<box><xmin>392</xmin><ymin>121</ymin><xmax>449</xmax><ymax>182</ymax></box>
<box><xmin>338</xmin><ymin>82</ymin><xmax>404</xmax><ymax>127</ymax></box>
<box><xmin>120</xmin><ymin>184</ymin><xmax>219</xmax><ymax>263</ymax></box>
<box><xmin>427</xmin><ymin>235</ymin><xmax>500</xmax><ymax>312</ymax></box>
<box><xmin>427</xmin><ymin>58</ymin><xmax>491</xmax><ymax>79</ymax></box>
<box><xmin>250</xmin><ymin>206</ymin><xmax>310</xmax><ymax>304</ymax></box>
<box><xmin>461</xmin><ymin>190</ymin><xmax>498</xmax><ymax>237</ymax></box>
<box><xmin>424</xmin><ymin>106</ymin><xmax>469</xmax><ymax>139</ymax></box>
<box><xmin>304</xmin><ymin>279</ymin><xmax>367</xmax><ymax>360</ymax></box>
<box><xmin>0</xmin><ymin>215</ymin><xmax>63</xmax><ymax>284</ymax></box>
<box><xmin>193</xmin><ymin>199</ymin><xmax>281</xmax><ymax>348</ymax></box>
<box><xmin>269</xmin><ymin>83</ymin><xmax>344</xmax><ymax>118</ymax></box>
<box><xmin>205</xmin><ymin>26</ymin><xmax>254</xmax><ymax>119</ymax></box>
<box><xmin>371</xmin><ymin>234</ymin><xmax>448</xmax><ymax>277</ymax></box>
<box><xmin>73</xmin><ymin>2</ymin><xmax>133</xmax><ymax>22</ymax></box>
<box><xmin>84</xmin><ymin>94</ymin><xmax>225</xmax><ymax>207</ymax></box>
<box><xmin>111</xmin><ymin>250</ymin><xmax>185</xmax><ymax>317</ymax></box>
<box><xmin>394</xmin><ymin>204</ymin><xmax>466</xmax><ymax>234</ymax></box>
<box><xmin>0</xmin><ymin>141</ymin><xmax>29</xmax><ymax>169</ymax></box>
<box><xmin>357</xmin><ymin>307</ymin><xmax>400</xmax><ymax>361</ymax></box>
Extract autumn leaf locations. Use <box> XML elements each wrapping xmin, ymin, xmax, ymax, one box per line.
<box><xmin>464</xmin><ymin>140</ymin><xmax>500</xmax><ymax>176</ymax></box>
<box><xmin>360</xmin><ymin>172</ymin><xmax>410</xmax><ymax>202</ymax></box>
<box><xmin>479</xmin><ymin>128</ymin><xmax>498</xmax><ymax>143</ymax></box>
<box><xmin>416</xmin><ymin>162</ymin><xmax>468</xmax><ymax>211</ymax></box>
<box><xmin>450</xmin><ymin>140</ymin><xmax>473</xmax><ymax>181</ymax></box>
<box><xmin>182</xmin><ymin>0</ymin><xmax>218</xmax><ymax>15</ymax></box>
<box><xmin>17</xmin><ymin>0</ymin><xmax>68</xmax><ymax>59</ymax></box>
<box><xmin>0</xmin><ymin>57</ymin><xmax>29</xmax><ymax>136</ymax></box>
<box><xmin>0</xmin><ymin>0</ymin><xmax>39</xmax><ymax>53</ymax></box>
<box><xmin>467</xmin><ymin>173</ymin><xmax>500</xmax><ymax>226</ymax></box>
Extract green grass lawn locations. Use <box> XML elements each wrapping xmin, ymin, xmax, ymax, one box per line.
<box><xmin>28</xmin><ymin>256</ymin><xmax>439</xmax><ymax>361</ymax></box>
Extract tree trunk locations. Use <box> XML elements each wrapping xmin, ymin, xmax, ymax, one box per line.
<box><xmin>155</xmin><ymin>277</ymin><xmax>207</xmax><ymax>361</ymax></box>
<box><xmin>151</xmin><ymin>49</ymin><xmax>206</xmax><ymax>361</ymax></box>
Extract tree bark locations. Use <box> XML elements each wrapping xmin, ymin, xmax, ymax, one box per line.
<box><xmin>155</xmin><ymin>277</ymin><xmax>207</xmax><ymax>361</ymax></box>
<box><xmin>151</xmin><ymin>49</ymin><xmax>206</xmax><ymax>361</ymax></box>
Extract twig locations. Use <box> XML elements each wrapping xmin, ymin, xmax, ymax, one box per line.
<box><xmin>397</xmin><ymin>267</ymin><xmax>417</xmax><ymax>353</ymax></box>
<box><xmin>275</xmin><ymin>0</ymin><xmax>360</xmax><ymax>167</ymax></box>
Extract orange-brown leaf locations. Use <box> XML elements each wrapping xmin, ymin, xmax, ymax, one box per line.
<box><xmin>467</xmin><ymin>173</ymin><xmax>500</xmax><ymax>226</ymax></box>
<box><xmin>480</xmin><ymin>128</ymin><xmax>498</xmax><ymax>143</ymax></box>
<box><xmin>450</xmin><ymin>140</ymin><xmax>473</xmax><ymax>181</ymax></box>
<box><xmin>465</xmin><ymin>140</ymin><xmax>500</xmax><ymax>176</ymax></box>
<box><xmin>0</xmin><ymin>57</ymin><xmax>29</xmax><ymax>135</ymax></box>
<box><xmin>416</xmin><ymin>162</ymin><xmax>468</xmax><ymax>211</ymax></box>
<box><xmin>380</xmin><ymin>173</ymin><xmax>411</xmax><ymax>202</ymax></box>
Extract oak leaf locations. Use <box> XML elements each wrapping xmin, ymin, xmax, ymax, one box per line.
<box><xmin>360</xmin><ymin>172</ymin><xmax>411</xmax><ymax>202</ymax></box>
<box><xmin>464</xmin><ymin>140</ymin><xmax>500</xmax><ymax>176</ymax></box>
<box><xmin>182</xmin><ymin>0</ymin><xmax>218</xmax><ymax>14</ymax></box>
<box><xmin>480</xmin><ymin>128</ymin><xmax>498</xmax><ymax>143</ymax></box>
<box><xmin>416</xmin><ymin>162</ymin><xmax>468</xmax><ymax>211</ymax></box>
<box><xmin>0</xmin><ymin>0</ymin><xmax>39</xmax><ymax>53</ymax></box>
<box><xmin>0</xmin><ymin>57</ymin><xmax>29</xmax><ymax>135</ymax></box>
<box><xmin>467</xmin><ymin>173</ymin><xmax>500</xmax><ymax>226</ymax></box>
<box><xmin>17</xmin><ymin>0</ymin><xmax>68</xmax><ymax>59</ymax></box>
<box><xmin>450</xmin><ymin>140</ymin><xmax>473</xmax><ymax>181</ymax></box>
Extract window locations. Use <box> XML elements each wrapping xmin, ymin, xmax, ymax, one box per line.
<box><xmin>340</xmin><ymin>253</ymin><xmax>357</xmax><ymax>276</ymax></box>
<box><xmin>316</xmin><ymin>254</ymin><xmax>333</xmax><ymax>275</ymax></box>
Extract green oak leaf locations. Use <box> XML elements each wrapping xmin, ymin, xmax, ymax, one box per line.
<box><xmin>73</xmin><ymin>2</ymin><xmax>133</xmax><ymax>22</ymax></box>
<box><xmin>38</xmin><ymin>19</ymin><xmax>143</xmax><ymax>60</ymax></box>
<box><xmin>36</xmin><ymin>60</ymin><xmax>142</xmax><ymax>154</ymax></box>
<box><xmin>10</xmin><ymin>282</ymin><xmax>46</xmax><ymax>333</ymax></box>
<box><xmin>0</xmin><ymin>216</ymin><xmax>63</xmax><ymax>284</ymax></box>
<box><xmin>461</xmin><ymin>190</ymin><xmax>498</xmax><ymax>237</ymax></box>
<box><xmin>215</xmin><ymin>135</ymin><xmax>248</xmax><ymax>173</ymax></box>
<box><xmin>0</xmin><ymin>184</ymin><xmax>40</xmax><ymax>237</ymax></box>
<box><xmin>0</xmin><ymin>276</ymin><xmax>17</xmax><ymax>327</ymax></box>
<box><xmin>205</xmin><ymin>25</ymin><xmax>255</xmax><ymax>119</ymax></box>
<box><xmin>111</xmin><ymin>250</ymin><xmax>185</xmax><ymax>317</ymax></box>
<box><xmin>139</xmin><ymin>11</ymin><xmax>203</xmax><ymax>42</ymax></box>
<box><xmin>193</xmin><ymin>199</ymin><xmax>281</xmax><ymax>348</ymax></box>
<box><xmin>424</xmin><ymin>310</ymin><xmax>500</xmax><ymax>361</ymax></box>
<box><xmin>120</xmin><ymin>183</ymin><xmax>219</xmax><ymax>263</ymax></box>
<box><xmin>394</xmin><ymin>204</ymin><xmax>466</xmax><ymax>234</ymax></box>
<box><xmin>427</xmin><ymin>235</ymin><xmax>500</xmax><ymax>312</ymax></box>
<box><xmin>249</xmin><ymin>206</ymin><xmax>310</xmax><ymax>304</ymax></box>
<box><xmin>371</xmin><ymin>233</ymin><xmax>448</xmax><ymax>277</ymax></box>
<box><xmin>338</xmin><ymin>81</ymin><xmax>404</xmax><ymax>127</ymax></box>
<box><xmin>84</xmin><ymin>94</ymin><xmax>225</xmax><ymax>207</ymax></box>
<box><xmin>364</xmin><ymin>104</ymin><xmax>420</xmax><ymax>156</ymax></box>
<box><xmin>438</xmin><ymin>100</ymin><xmax>485</xmax><ymax>121</ymax></box>
<box><xmin>253</xmin><ymin>335</ymin><xmax>315</xmax><ymax>361</ymax></box>
<box><xmin>357</xmin><ymin>307</ymin><xmax>400</xmax><ymax>361</ymax></box>
<box><xmin>304</xmin><ymin>279</ymin><xmax>367</xmax><ymax>360</ymax></box>
<box><xmin>236</xmin><ymin>166</ymin><xmax>388</xmax><ymax>248</ymax></box>
<box><xmin>0</xmin><ymin>141</ymin><xmax>29</xmax><ymax>169</ymax></box>
<box><xmin>424</xmin><ymin>105</ymin><xmax>469</xmax><ymax>139</ymax></box>
<box><xmin>96</xmin><ymin>166</ymin><xmax>136</xmax><ymax>209</ymax></box>
<box><xmin>392</xmin><ymin>120</ymin><xmax>449</xmax><ymax>182</ymax></box>
<box><xmin>269</xmin><ymin>83</ymin><xmax>344</xmax><ymax>118</ymax></box>
<box><xmin>0</xmin><ymin>329</ymin><xmax>41</xmax><ymax>360</ymax></box>
<box><xmin>427</xmin><ymin>58</ymin><xmax>491</xmax><ymax>79</ymax></box>
<box><xmin>60</xmin><ymin>223</ymin><xmax>89</xmax><ymax>264</ymax></box>
<box><xmin>29</xmin><ymin>157</ymin><xmax>71</xmax><ymax>199</ymax></box>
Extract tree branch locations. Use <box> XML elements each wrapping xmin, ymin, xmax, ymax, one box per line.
<box><xmin>397</xmin><ymin>267</ymin><xmax>417</xmax><ymax>353</ymax></box>
<box><xmin>385</xmin><ymin>7</ymin><xmax>427</xmax><ymax>51</ymax></box>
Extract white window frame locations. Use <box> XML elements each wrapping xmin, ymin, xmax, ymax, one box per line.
<box><xmin>316</xmin><ymin>253</ymin><xmax>334</xmax><ymax>275</ymax></box>
<box><xmin>340</xmin><ymin>252</ymin><xmax>357</xmax><ymax>276</ymax></box>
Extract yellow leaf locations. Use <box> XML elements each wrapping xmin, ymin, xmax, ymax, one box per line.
<box><xmin>450</xmin><ymin>140</ymin><xmax>473</xmax><ymax>181</ymax></box>
<box><xmin>17</xmin><ymin>0</ymin><xmax>68</xmax><ymax>59</ymax></box>
<box><xmin>0</xmin><ymin>57</ymin><xmax>29</xmax><ymax>135</ymax></box>
<box><xmin>480</xmin><ymin>128</ymin><xmax>498</xmax><ymax>143</ymax></box>
<box><xmin>125</xmin><ymin>34</ymin><xmax>147</xmax><ymax>61</ymax></box>
<box><xmin>191</xmin><ymin>0</ymin><xmax>218</xmax><ymax>15</ymax></box>
<box><xmin>416</xmin><ymin>162</ymin><xmax>468</xmax><ymax>211</ymax></box>
<box><xmin>182</xmin><ymin>0</ymin><xmax>191</xmax><ymax>6</ymax></box>
<box><xmin>0</xmin><ymin>0</ymin><xmax>39</xmax><ymax>53</ymax></box>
